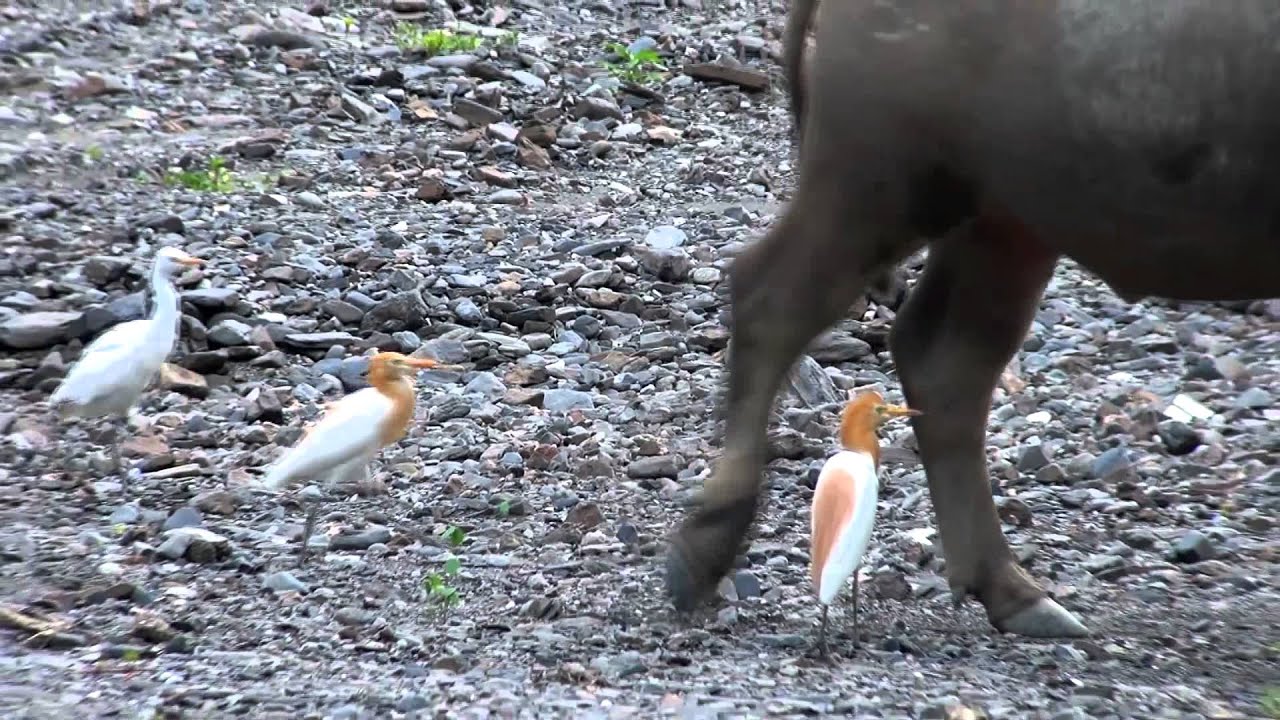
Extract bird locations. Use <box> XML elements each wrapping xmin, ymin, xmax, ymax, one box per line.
<box><xmin>257</xmin><ymin>351</ymin><xmax>462</xmax><ymax>563</ymax></box>
<box><xmin>809</xmin><ymin>389</ymin><xmax>920</xmax><ymax>659</ymax></box>
<box><xmin>48</xmin><ymin>246</ymin><xmax>205</xmax><ymax>491</ymax></box>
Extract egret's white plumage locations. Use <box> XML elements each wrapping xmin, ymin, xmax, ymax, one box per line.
<box><xmin>48</xmin><ymin>246</ymin><xmax>204</xmax><ymax>486</ymax></box>
<box><xmin>259</xmin><ymin>387</ymin><xmax>393</xmax><ymax>491</ymax></box>
<box><xmin>50</xmin><ymin>247</ymin><xmax>200</xmax><ymax>415</ymax></box>
<box><xmin>811</xmin><ymin>449</ymin><xmax>879</xmax><ymax>605</ymax></box>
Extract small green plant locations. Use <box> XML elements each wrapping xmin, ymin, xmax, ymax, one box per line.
<box><xmin>1261</xmin><ymin>688</ymin><xmax>1280</xmax><ymax>719</ymax></box>
<box><xmin>163</xmin><ymin>156</ymin><xmax>235</xmax><ymax>192</ymax></box>
<box><xmin>423</xmin><ymin>555</ymin><xmax>463</xmax><ymax>607</ymax></box>
<box><xmin>84</xmin><ymin>145</ymin><xmax>105</xmax><ymax>163</ymax></box>
<box><xmin>394</xmin><ymin>23</ymin><xmax>482</xmax><ymax>56</ymax></box>
<box><xmin>341</xmin><ymin>15</ymin><xmax>357</xmax><ymax>32</ymax></box>
<box><xmin>603</xmin><ymin>42</ymin><xmax>666</xmax><ymax>86</ymax></box>
<box><xmin>440</xmin><ymin>525</ymin><xmax>466</xmax><ymax>547</ymax></box>
<box><xmin>120</xmin><ymin>647</ymin><xmax>143</xmax><ymax>662</ymax></box>
<box><xmin>497</xmin><ymin>499</ymin><xmax>512</xmax><ymax>517</ymax></box>
<box><xmin>497</xmin><ymin>31</ymin><xmax>520</xmax><ymax>49</ymax></box>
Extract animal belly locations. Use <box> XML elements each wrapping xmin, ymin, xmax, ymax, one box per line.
<box><xmin>972</xmin><ymin>0</ymin><xmax>1280</xmax><ymax>299</ymax></box>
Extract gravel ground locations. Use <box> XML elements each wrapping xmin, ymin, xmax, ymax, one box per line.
<box><xmin>1</xmin><ymin>1</ymin><xmax>1277</xmax><ymax>718</ymax></box>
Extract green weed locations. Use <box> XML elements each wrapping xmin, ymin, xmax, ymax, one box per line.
<box><xmin>440</xmin><ymin>525</ymin><xmax>466</xmax><ymax>548</ymax></box>
<box><xmin>163</xmin><ymin>156</ymin><xmax>235</xmax><ymax>192</ymax></box>
<box><xmin>394</xmin><ymin>23</ymin><xmax>482</xmax><ymax>56</ymax></box>
<box><xmin>423</xmin><ymin>555</ymin><xmax>463</xmax><ymax>607</ymax></box>
<box><xmin>603</xmin><ymin>41</ymin><xmax>666</xmax><ymax>86</ymax></box>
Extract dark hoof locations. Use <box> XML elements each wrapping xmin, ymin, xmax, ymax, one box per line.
<box><xmin>664</xmin><ymin>495</ymin><xmax>758</xmax><ymax>613</ymax></box>
<box><xmin>997</xmin><ymin>597</ymin><xmax>1089</xmax><ymax>638</ymax></box>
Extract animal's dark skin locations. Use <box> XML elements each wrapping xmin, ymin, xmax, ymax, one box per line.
<box><xmin>782</xmin><ymin>0</ymin><xmax>816</xmax><ymax>138</ymax></box>
<box><xmin>667</xmin><ymin>0</ymin><xmax>1280</xmax><ymax>638</ymax></box>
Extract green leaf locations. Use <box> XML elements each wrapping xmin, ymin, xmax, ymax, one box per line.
<box><xmin>443</xmin><ymin>556</ymin><xmax>461</xmax><ymax>576</ymax></box>
<box><xmin>442</xmin><ymin>525</ymin><xmax>466</xmax><ymax>547</ymax></box>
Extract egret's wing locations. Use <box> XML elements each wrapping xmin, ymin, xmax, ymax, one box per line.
<box><xmin>811</xmin><ymin>450</ymin><xmax>879</xmax><ymax>605</ymax></box>
<box><xmin>81</xmin><ymin>320</ymin><xmax>151</xmax><ymax>357</ymax></box>
<box><xmin>259</xmin><ymin>388</ymin><xmax>392</xmax><ymax>490</ymax></box>
<box><xmin>50</xmin><ymin>321</ymin><xmax>154</xmax><ymax>406</ymax></box>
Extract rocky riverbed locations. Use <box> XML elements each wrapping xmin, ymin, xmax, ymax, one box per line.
<box><xmin>1</xmin><ymin>1</ymin><xmax>1277</xmax><ymax>718</ymax></box>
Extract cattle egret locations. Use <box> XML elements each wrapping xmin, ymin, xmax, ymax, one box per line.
<box><xmin>258</xmin><ymin>351</ymin><xmax>462</xmax><ymax>562</ymax></box>
<box><xmin>48</xmin><ymin>246</ymin><xmax>205</xmax><ymax>490</ymax></box>
<box><xmin>810</xmin><ymin>390</ymin><xmax>920</xmax><ymax>658</ymax></box>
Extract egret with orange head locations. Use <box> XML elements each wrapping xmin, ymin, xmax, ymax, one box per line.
<box><xmin>810</xmin><ymin>389</ymin><xmax>920</xmax><ymax>657</ymax></box>
<box><xmin>258</xmin><ymin>351</ymin><xmax>462</xmax><ymax>562</ymax></box>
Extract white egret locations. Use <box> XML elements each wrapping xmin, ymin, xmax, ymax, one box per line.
<box><xmin>49</xmin><ymin>246</ymin><xmax>205</xmax><ymax>490</ymax></box>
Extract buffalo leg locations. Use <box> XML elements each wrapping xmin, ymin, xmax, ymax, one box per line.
<box><xmin>665</xmin><ymin>172</ymin><xmax>920</xmax><ymax>612</ymax></box>
<box><xmin>888</xmin><ymin>213</ymin><xmax>1088</xmax><ymax>637</ymax></box>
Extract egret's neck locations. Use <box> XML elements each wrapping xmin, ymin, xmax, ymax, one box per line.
<box><xmin>147</xmin><ymin>265</ymin><xmax>181</xmax><ymax>345</ymax></box>
<box><xmin>838</xmin><ymin>415</ymin><xmax>881</xmax><ymax>469</ymax></box>
<box><xmin>370</xmin><ymin>371</ymin><xmax>417</xmax><ymax>446</ymax></box>
<box><xmin>370</xmin><ymin>373</ymin><xmax>414</xmax><ymax>401</ymax></box>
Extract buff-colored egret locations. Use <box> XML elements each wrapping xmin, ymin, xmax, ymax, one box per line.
<box><xmin>810</xmin><ymin>390</ymin><xmax>920</xmax><ymax>658</ymax></box>
<box><xmin>258</xmin><ymin>352</ymin><xmax>461</xmax><ymax>562</ymax></box>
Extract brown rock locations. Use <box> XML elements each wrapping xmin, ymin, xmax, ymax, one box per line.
<box><xmin>452</xmin><ymin>98</ymin><xmax>504</xmax><ymax>126</ymax></box>
<box><xmin>504</xmin><ymin>363</ymin><xmax>548</xmax><ymax>387</ymax></box>
<box><xmin>475</xmin><ymin>166</ymin><xmax>517</xmax><ymax>188</ymax></box>
<box><xmin>193</xmin><ymin>490</ymin><xmax>239</xmax><ymax>515</ymax></box>
<box><xmin>681</xmin><ymin>62</ymin><xmax>770</xmax><ymax>91</ymax></box>
<box><xmin>518</xmin><ymin>123</ymin><xmax>557</xmax><ymax>148</ymax></box>
<box><xmin>566</xmin><ymin>502</ymin><xmax>605</xmax><ymax>530</ymax></box>
<box><xmin>503</xmin><ymin>388</ymin><xmax>544</xmax><ymax>406</ymax></box>
<box><xmin>121</xmin><ymin>434</ymin><xmax>169</xmax><ymax>458</ymax></box>
<box><xmin>67</xmin><ymin>72</ymin><xmax>129</xmax><ymax>100</ymax></box>
<box><xmin>158</xmin><ymin>363</ymin><xmax>208</xmax><ymax>398</ymax></box>
<box><xmin>871</xmin><ymin>569</ymin><xmax>913</xmax><ymax>601</ymax></box>
<box><xmin>995</xmin><ymin>496</ymin><xmax>1034</xmax><ymax>527</ymax></box>
<box><xmin>416</xmin><ymin>175</ymin><xmax>451</xmax><ymax>202</ymax></box>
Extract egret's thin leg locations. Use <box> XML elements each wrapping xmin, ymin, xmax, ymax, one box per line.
<box><xmin>111</xmin><ymin>417</ymin><xmax>128</xmax><ymax>493</ymax></box>
<box><xmin>851</xmin><ymin>572</ymin><xmax>861</xmax><ymax>648</ymax></box>
<box><xmin>299</xmin><ymin>501</ymin><xmax>319</xmax><ymax>565</ymax></box>
<box><xmin>816</xmin><ymin>604</ymin><xmax>830</xmax><ymax>662</ymax></box>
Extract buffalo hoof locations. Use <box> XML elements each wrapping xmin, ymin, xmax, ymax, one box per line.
<box><xmin>665</xmin><ymin>495</ymin><xmax>758</xmax><ymax>612</ymax></box>
<box><xmin>997</xmin><ymin>597</ymin><xmax>1089</xmax><ymax>638</ymax></box>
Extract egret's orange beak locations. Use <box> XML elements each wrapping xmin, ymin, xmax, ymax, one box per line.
<box><xmin>406</xmin><ymin>357</ymin><xmax>464</xmax><ymax>371</ymax></box>
<box><xmin>176</xmin><ymin>254</ymin><xmax>205</xmax><ymax>267</ymax></box>
<box><xmin>881</xmin><ymin>404</ymin><xmax>922</xmax><ymax>418</ymax></box>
